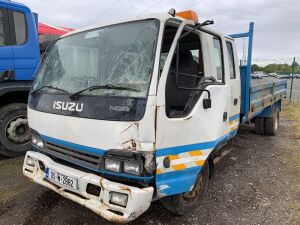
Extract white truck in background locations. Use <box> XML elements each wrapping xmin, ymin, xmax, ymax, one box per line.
<box><xmin>23</xmin><ymin>9</ymin><xmax>287</xmax><ymax>223</ymax></box>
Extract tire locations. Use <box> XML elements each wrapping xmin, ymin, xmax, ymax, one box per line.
<box><xmin>0</xmin><ymin>103</ymin><xmax>31</xmax><ymax>157</ymax></box>
<box><xmin>265</xmin><ymin>110</ymin><xmax>279</xmax><ymax>136</ymax></box>
<box><xmin>160</xmin><ymin>163</ymin><xmax>209</xmax><ymax>216</ymax></box>
<box><xmin>254</xmin><ymin>117</ymin><xmax>265</xmax><ymax>135</ymax></box>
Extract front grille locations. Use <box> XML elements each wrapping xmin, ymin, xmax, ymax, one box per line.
<box><xmin>42</xmin><ymin>141</ymin><xmax>103</xmax><ymax>170</ymax></box>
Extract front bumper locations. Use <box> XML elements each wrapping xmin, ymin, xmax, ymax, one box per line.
<box><xmin>23</xmin><ymin>151</ymin><xmax>154</xmax><ymax>223</ymax></box>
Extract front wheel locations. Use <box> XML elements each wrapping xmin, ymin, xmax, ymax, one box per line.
<box><xmin>0</xmin><ymin>103</ymin><xmax>31</xmax><ymax>157</ymax></box>
<box><xmin>160</xmin><ymin>163</ymin><xmax>209</xmax><ymax>216</ymax></box>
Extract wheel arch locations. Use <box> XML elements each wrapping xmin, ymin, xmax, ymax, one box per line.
<box><xmin>0</xmin><ymin>81</ymin><xmax>32</xmax><ymax>109</ymax></box>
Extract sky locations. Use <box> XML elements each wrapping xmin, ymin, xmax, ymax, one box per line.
<box><xmin>18</xmin><ymin>0</ymin><xmax>300</xmax><ymax>63</ymax></box>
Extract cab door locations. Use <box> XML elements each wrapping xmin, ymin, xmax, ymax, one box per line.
<box><xmin>0</xmin><ymin>8</ymin><xmax>14</xmax><ymax>81</ymax></box>
<box><xmin>10</xmin><ymin>9</ymin><xmax>40</xmax><ymax>80</ymax></box>
<box><xmin>225</xmin><ymin>39</ymin><xmax>241</xmax><ymax>134</ymax></box>
<box><xmin>155</xmin><ymin>23</ymin><xmax>230</xmax><ymax>197</ymax></box>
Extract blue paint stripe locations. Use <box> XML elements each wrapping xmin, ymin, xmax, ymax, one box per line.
<box><xmin>38</xmin><ymin>145</ymin><xmax>154</xmax><ymax>182</ymax></box>
<box><xmin>39</xmin><ymin>135</ymin><xmax>153</xmax><ymax>182</ymax></box>
<box><xmin>157</xmin><ymin>129</ymin><xmax>238</xmax><ymax>176</ymax></box>
<box><xmin>156</xmin><ymin>133</ymin><xmax>230</xmax><ymax>157</ymax></box>
<box><xmin>156</xmin><ymin>166</ymin><xmax>202</xmax><ymax>196</ymax></box>
<box><xmin>229</xmin><ymin>113</ymin><xmax>240</xmax><ymax>122</ymax></box>
<box><xmin>156</xmin><ymin>165</ymin><xmax>202</xmax><ymax>179</ymax></box>
<box><xmin>229</xmin><ymin>129</ymin><xmax>238</xmax><ymax>137</ymax></box>
<box><xmin>41</xmin><ymin>135</ymin><xmax>106</xmax><ymax>156</ymax></box>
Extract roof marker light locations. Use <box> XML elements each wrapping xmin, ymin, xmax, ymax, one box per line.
<box><xmin>176</xmin><ymin>10</ymin><xmax>199</xmax><ymax>23</ymax></box>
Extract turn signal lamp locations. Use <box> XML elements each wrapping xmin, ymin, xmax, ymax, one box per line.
<box><xmin>176</xmin><ymin>10</ymin><xmax>199</xmax><ymax>23</ymax></box>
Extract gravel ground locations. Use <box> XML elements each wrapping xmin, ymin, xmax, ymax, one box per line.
<box><xmin>0</xmin><ymin>79</ymin><xmax>299</xmax><ymax>225</ymax></box>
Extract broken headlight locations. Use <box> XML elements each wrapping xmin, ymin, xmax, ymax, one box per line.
<box><xmin>103</xmin><ymin>150</ymin><xmax>150</xmax><ymax>176</ymax></box>
<box><xmin>105</xmin><ymin>159</ymin><xmax>122</xmax><ymax>173</ymax></box>
<box><xmin>123</xmin><ymin>161</ymin><xmax>142</xmax><ymax>176</ymax></box>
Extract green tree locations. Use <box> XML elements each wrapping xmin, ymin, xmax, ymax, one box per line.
<box><xmin>251</xmin><ymin>64</ymin><xmax>262</xmax><ymax>72</ymax></box>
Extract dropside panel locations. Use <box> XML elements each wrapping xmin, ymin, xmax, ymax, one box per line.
<box><xmin>249</xmin><ymin>80</ymin><xmax>287</xmax><ymax>119</ymax></box>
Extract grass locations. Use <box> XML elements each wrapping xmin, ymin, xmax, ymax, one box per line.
<box><xmin>281</xmin><ymin>100</ymin><xmax>300</xmax><ymax>225</ymax></box>
<box><xmin>282</xmin><ymin>100</ymin><xmax>300</xmax><ymax>138</ymax></box>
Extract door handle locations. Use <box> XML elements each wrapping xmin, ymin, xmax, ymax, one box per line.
<box><xmin>234</xmin><ymin>98</ymin><xmax>238</xmax><ymax>106</ymax></box>
<box><xmin>223</xmin><ymin>112</ymin><xmax>228</xmax><ymax>122</ymax></box>
<box><xmin>0</xmin><ymin>70</ymin><xmax>14</xmax><ymax>81</ymax></box>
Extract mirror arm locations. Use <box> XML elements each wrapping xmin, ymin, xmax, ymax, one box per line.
<box><xmin>178</xmin><ymin>20</ymin><xmax>214</xmax><ymax>42</ymax></box>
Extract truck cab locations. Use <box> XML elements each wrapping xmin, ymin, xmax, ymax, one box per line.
<box><xmin>23</xmin><ymin>10</ymin><xmax>286</xmax><ymax>223</ymax></box>
<box><xmin>0</xmin><ymin>0</ymin><xmax>40</xmax><ymax>157</ymax></box>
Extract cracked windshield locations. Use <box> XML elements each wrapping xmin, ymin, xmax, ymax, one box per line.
<box><xmin>32</xmin><ymin>19</ymin><xmax>159</xmax><ymax>98</ymax></box>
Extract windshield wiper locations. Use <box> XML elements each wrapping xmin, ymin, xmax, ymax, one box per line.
<box><xmin>69</xmin><ymin>84</ymin><xmax>140</xmax><ymax>99</ymax></box>
<box><xmin>31</xmin><ymin>85</ymin><xmax>69</xmax><ymax>96</ymax></box>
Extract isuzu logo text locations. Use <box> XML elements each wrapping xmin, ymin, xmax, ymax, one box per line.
<box><xmin>53</xmin><ymin>101</ymin><xmax>83</xmax><ymax>112</ymax></box>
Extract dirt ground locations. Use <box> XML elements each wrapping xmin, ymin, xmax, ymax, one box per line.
<box><xmin>0</xmin><ymin>79</ymin><xmax>299</xmax><ymax>225</ymax></box>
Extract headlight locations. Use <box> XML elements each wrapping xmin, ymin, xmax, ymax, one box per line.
<box><xmin>110</xmin><ymin>192</ymin><xmax>128</xmax><ymax>207</ymax></box>
<box><xmin>123</xmin><ymin>161</ymin><xmax>142</xmax><ymax>175</ymax></box>
<box><xmin>105</xmin><ymin>159</ymin><xmax>122</xmax><ymax>173</ymax></box>
<box><xmin>32</xmin><ymin>133</ymin><xmax>44</xmax><ymax>148</ymax></box>
<box><xmin>103</xmin><ymin>150</ymin><xmax>149</xmax><ymax>176</ymax></box>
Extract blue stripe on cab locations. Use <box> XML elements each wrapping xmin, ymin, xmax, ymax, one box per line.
<box><xmin>156</xmin><ymin>166</ymin><xmax>202</xmax><ymax>197</ymax></box>
<box><xmin>45</xmin><ymin>150</ymin><xmax>154</xmax><ymax>182</ymax></box>
<box><xmin>229</xmin><ymin>113</ymin><xmax>240</xmax><ymax>122</ymax></box>
<box><xmin>229</xmin><ymin>129</ymin><xmax>238</xmax><ymax>137</ymax></box>
<box><xmin>39</xmin><ymin>135</ymin><xmax>154</xmax><ymax>182</ymax></box>
<box><xmin>41</xmin><ymin>134</ymin><xmax>106</xmax><ymax>156</ymax></box>
<box><xmin>156</xmin><ymin>133</ymin><xmax>230</xmax><ymax>157</ymax></box>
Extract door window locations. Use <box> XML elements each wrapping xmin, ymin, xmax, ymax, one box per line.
<box><xmin>213</xmin><ymin>38</ymin><xmax>223</xmax><ymax>81</ymax></box>
<box><xmin>165</xmin><ymin>29</ymin><xmax>204</xmax><ymax>118</ymax></box>
<box><xmin>226</xmin><ymin>41</ymin><xmax>236</xmax><ymax>79</ymax></box>
<box><xmin>0</xmin><ymin>9</ymin><xmax>5</xmax><ymax>46</ymax></box>
<box><xmin>160</xmin><ymin>23</ymin><xmax>179</xmax><ymax>72</ymax></box>
<box><xmin>13</xmin><ymin>11</ymin><xmax>27</xmax><ymax>45</ymax></box>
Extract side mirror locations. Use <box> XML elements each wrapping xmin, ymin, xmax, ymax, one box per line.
<box><xmin>203</xmin><ymin>98</ymin><xmax>211</xmax><ymax>109</ymax></box>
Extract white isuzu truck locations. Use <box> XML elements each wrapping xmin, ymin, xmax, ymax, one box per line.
<box><xmin>23</xmin><ymin>10</ymin><xmax>287</xmax><ymax>223</ymax></box>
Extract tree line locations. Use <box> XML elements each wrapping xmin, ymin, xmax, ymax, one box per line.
<box><xmin>252</xmin><ymin>62</ymin><xmax>300</xmax><ymax>74</ymax></box>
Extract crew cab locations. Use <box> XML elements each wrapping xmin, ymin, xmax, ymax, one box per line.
<box><xmin>23</xmin><ymin>9</ymin><xmax>287</xmax><ymax>223</ymax></box>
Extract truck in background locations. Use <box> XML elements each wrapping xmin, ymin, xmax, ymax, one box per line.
<box><xmin>23</xmin><ymin>9</ymin><xmax>287</xmax><ymax>223</ymax></box>
<box><xmin>0</xmin><ymin>0</ymin><xmax>71</xmax><ymax>157</ymax></box>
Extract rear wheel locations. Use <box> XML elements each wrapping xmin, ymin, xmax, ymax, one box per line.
<box><xmin>160</xmin><ymin>163</ymin><xmax>209</xmax><ymax>216</ymax></box>
<box><xmin>254</xmin><ymin>117</ymin><xmax>265</xmax><ymax>135</ymax></box>
<box><xmin>265</xmin><ymin>110</ymin><xmax>279</xmax><ymax>136</ymax></box>
<box><xmin>0</xmin><ymin>103</ymin><xmax>31</xmax><ymax>157</ymax></box>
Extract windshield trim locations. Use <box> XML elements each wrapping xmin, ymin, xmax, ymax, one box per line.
<box><xmin>60</xmin><ymin>18</ymin><xmax>160</xmax><ymax>40</ymax></box>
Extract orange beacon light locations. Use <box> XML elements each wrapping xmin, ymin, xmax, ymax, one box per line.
<box><xmin>176</xmin><ymin>10</ymin><xmax>199</xmax><ymax>23</ymax></box>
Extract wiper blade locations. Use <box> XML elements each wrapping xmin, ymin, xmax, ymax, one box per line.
<box><xmin>31</xmin><ymin>85</ymin><xmax>69</xmax><ymax>96</ymax></box>
<box><xmin>69</xmin><ymin>84</ymin><xmax>140</xmax><ymax>99</ymax></box>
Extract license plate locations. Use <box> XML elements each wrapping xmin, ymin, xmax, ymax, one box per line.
<box><xmin>46</xmin><ymin>168</ymin><xmax>77</xmax><ymax>190</ymax></box>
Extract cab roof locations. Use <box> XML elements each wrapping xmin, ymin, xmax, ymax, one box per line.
<box><xmin>62</xmin><ymin>11</ymin><xmax>225</xmax><ymax>40</ymax></box>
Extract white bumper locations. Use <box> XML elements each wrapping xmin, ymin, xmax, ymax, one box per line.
<box><xmin>23</xmin><ymin>151</ymin><xmax>154</xmax><ymax>223</ymax></box>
